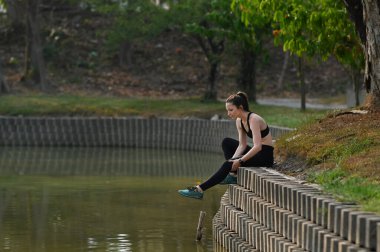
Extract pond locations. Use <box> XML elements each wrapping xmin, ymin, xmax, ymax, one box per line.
<box><xmin>0</xmin><ymin>147</ymin><xmax>228</xmax><ymax>252</ymax></box>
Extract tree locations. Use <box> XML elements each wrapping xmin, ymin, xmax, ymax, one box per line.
<box><xmin>259</xmin><ymin>0</ymin><xmax>318</xmax><ymax>110</ymax></box>
<box><xmin>343</xmin><ymin>0</ymin><xmax>380</xmax><ymax>110</ymax></box>
<box><xmin>231</xmin><ymin>0</ymin><xmax>271</xmax><ymax>103</ymax></box>
<box><xmin>2</xmin><ymin>0</ymin><xmax>48</xmax><ymax>89</ymax></box>
<box><xmin>183</xmin><ymin>0</ymin><xmax>229</xmax><ymax>101</ymax></box>
<box><xmin>85</xmin><ymin>0</ymin><xmax>170</xmax><ymax>68</ymax></box>
<box><xmin>233</xmin><ymin>0</ymin><xmax>363</xmax><ymax>111</ymax></box>
<box><xmin>25</xmin><ymin>0</ymin><xmax>48</xmax><ymax>89</ymax></box>
<box><xmin>183</xmin><ymin>0</ymin><xmax>270</xmax><ymax>101</ymax></box>
<box><xmin>0</xmin><ymin>61</ymin><xmax>10</xmax><ymax>94</ymax></box>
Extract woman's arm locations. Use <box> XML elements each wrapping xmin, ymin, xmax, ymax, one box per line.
<box><xmin>241</xmin><ymin>118</ymin><xmax>262</xmax><ymax>160</ymax></box>
<box><xmin>231</xmin><ymin>119</ymin><xmax>247</xmax><ymax>159</ymax></box>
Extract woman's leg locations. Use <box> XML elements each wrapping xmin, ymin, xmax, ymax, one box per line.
<box><xmin>244</xmin><ymin>145</ymin><xmax>274</xmax><ymax>167</ymax></box>
<box><xmin>178</xmin><ymin>138</ymin><xmax>255</xmax><ymax>198</ymax></box>
<box><xmin>195</xmin><ymin>138</ymin><xmax>243</xmax><ymax>192</ymax></box>
<box><xmin>198</xmin><ymin>160</ymin><xmax>233</xmax><ymax>191</ymax></box>
<box><xmin>200</xmin><ymin>146</ymin><xmax>274</xmax><ymax>191</ymax></box>
<box><xmin>222</xmin><ymin>138</ymin><xmax>239</xmax><ymax>160</ymax></box>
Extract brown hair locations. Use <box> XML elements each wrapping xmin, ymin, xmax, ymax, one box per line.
<box><xmin>226</xmin><ymin>91</ymin><xmax>250</xmax><ymax>111</ymax></box>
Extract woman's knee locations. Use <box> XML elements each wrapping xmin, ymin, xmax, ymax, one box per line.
<box><xmin>221</xmin><ymin>160</ymin><xmax>233</xmax><ymax>172</ymax></box>
<box><xmin>222</xmin><ymin>137</ymin><xmax>237</xmax><ymax>149</ymax></box>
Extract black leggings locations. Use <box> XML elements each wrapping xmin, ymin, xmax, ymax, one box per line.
<box><xmin>199</xmin><ymin>137</ymin><xmax>274</xmax><ymax>191</ymax></box>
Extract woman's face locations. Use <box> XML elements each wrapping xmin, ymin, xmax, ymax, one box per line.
<box><xmin>225</xmin><ymin>102</ymin><xmax>242</xmax><ymax>119</ymax></box>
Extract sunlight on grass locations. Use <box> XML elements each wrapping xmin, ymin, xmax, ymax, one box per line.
<box><xmin>308</xmin><ymin>168</ymin><xmax>380</xmax><ymax>214</ymax></box>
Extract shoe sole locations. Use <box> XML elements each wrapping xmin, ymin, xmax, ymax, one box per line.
<box><xmin>219</xmin><ymin>179</ymin><xmax>237</xmax><ymax>185</ymax></box>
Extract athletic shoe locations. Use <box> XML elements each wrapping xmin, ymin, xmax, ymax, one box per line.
<box><xmin>178</xmin><ymin>186</ymin><xmax>203</xmax><ymax>200</ymax></box>
<box><xmin>219</xmin><ymin>174</ymin><xmax>237</xmax><ymax>185</ymax></box>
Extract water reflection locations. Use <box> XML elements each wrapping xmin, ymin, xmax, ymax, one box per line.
<box><xmin>87</xmin><ymin>234</ymin><xmax>133</xmax><ymax>251</ymax></box>
<box><xmin>0</xmin><ymin>147</ymin><xmax>227</xmax><ymax>252</ymax></box>
<box><xmin>0</xmin><ymin>147</ymin><xmax>223</xmax><ymax>176</ymax></box>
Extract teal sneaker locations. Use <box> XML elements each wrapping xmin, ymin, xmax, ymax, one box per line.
<box><xmin>178</xmin><ymin>186</ymin><xmax>203</xmax><ymax>200</ymax></box>
<box><xmin>219</xmin><ymin>174</ymin><xmax>237</xmax><ymax>185</ymax></box>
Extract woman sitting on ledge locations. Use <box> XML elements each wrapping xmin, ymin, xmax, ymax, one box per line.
<box><xmin>178</xmin><ymin>91</ymin><xmax>274</xmax><ymax>199</ymax></box>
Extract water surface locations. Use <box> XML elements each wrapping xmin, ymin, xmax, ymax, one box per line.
<box><xmin>0</xmin><ymin>147</ymin><xmax>228</xmax><ymax>252</ymax></box>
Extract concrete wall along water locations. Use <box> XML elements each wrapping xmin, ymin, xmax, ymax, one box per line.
<box><xmin>0</xmin><ymin>116</ymin><xmax>291</xmax><ymax>151</ymax></box>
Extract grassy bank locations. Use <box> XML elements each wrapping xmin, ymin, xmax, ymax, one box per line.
<box><xmin>276</xmin><ymin>110</ymin><xmax>380</xmax><ymax>213</ymax></box>
<box><xmin>0</xmin><ymin>94</ymin><xmax>327</xmax><ymax>128</ymax></box>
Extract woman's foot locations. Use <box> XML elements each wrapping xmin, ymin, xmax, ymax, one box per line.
<box><xmin>178</xmin><ymin>186</ymin><xmax>203</xmax><ymax>199</ymax></box>
<box><xmin>219</xmin><ymin>174</ymin><xmax>237</xmax><ymax>185</ymax></box>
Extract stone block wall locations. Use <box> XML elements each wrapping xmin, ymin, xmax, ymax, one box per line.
<box><xmin>213</xmin><ymin>167</ymin><xmax>380</xmax><ymax>252</ymax></box>
<box><xmin>0</xmin><ymin>116</ymin><xmax>292</xmax><ymax>151</ymax></box>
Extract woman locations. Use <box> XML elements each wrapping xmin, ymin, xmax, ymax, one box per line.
<box><xmin>178</xmin><ymin>91</ymin><xmax>274</xmax><ymax>199</ymax></box>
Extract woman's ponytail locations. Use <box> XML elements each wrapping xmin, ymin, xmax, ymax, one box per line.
<box><xmin>226</xmin><ymin>91</ymin><xmax>250</xmax><ymax>111</ymax></box>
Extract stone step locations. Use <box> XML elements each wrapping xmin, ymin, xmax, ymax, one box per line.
<box><xmin>214</xmin><ymin>209</ymin><xmax>310</xmax><ymax>252</ymax></box>
<box><xmin>222</xmin><ymin>197</ymin><xmax>371</xmax><ymax>251</ymax></box>
<box><xmin>228</xmin><ymin>185</ymin><xmax>358</xmax><ymax>236</ymax></box>
<box><xmin>213</xmin><ymin>167</ymin><xmax>379</xmax><ymax>251</ymax></box>
<box><xmin>219</xmin><ymin>190</ymin><xmax>372</xmax><ymax>252</ymax></box>
<box><xmin>236</xmin><ymin>168</ymin><xmax>380</xmax><ymax>251</ymax></box>
<box><xmin>213</xmin><ymin>210</ymin><xmax>257</xmax><ymax>252</ymax></box>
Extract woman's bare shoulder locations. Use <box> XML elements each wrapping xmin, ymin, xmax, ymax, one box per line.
<box><xmin>235</xmin><ymin>118</ymin><xmax>242</xmax><ymax>127</ymax></box>
<box><xmin>250</xmin><ymin>113</ymin><xmax>266</xmax><ymax>126</ymax></box>
<box><xmin>250</xmin><ymin>113</ymin><xmax>263</xmax><ymax>122</ymax></box>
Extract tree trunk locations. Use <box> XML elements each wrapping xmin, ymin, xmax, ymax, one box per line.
<box><xmin>238</xmin><ymin>48</ymin><xmax>257</xmax><ymax>103</ymax></box>
<box><xmin>362</xmin><ymin>0</ymin><xmax>380</xmax><ymax>110</ymax></box>
<box><xmin>204</xmin><ymin>62</ymin><xmax>218</xmax><ymax>100</ymax></box>
<box><xmin>119</xmin><ymin>41</ymin><xmax>132</xmax><ymax>67</ymax></box>
<box><xmin>194</xmin><ymin>33</ymin><xmax>224</xmax><ymax>101</ymax></box>
<box><xmin>277</xmin><ymin>51</ymin><xmax>289</xmax><ymax>91</ymax></box>
<box><xmin>297</xmin><ymin>56</ymin><xmax>306</xmax><ymax>111</ymax></box>
<box><xmin>343</xmin><ymin>0</ymin><xmax>380</xmax><ymax>110</ymax></box>
<box><xmin>350</xmin><ymin>66</ymin><xmax>362</xmax><ymax>106</ymax></box>
<box><xmin>25</xmin><ymin>0</ymin><xmax>48</xmax><ymax>90</ymax></box>
<box><xmin>0</xmin><ymin>62</ymin><xmax>10</xmax><ymax>94</ymax></box>
<box><xmin>24</xmin><ymin>12</ymin><xmax>32</xmax><ymax>80</ymax></box>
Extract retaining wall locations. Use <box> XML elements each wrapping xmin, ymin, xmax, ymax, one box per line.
<box><xmin>213</xmin><ymin>167</ymin><xmax>380</xmax><ymax>252</ymax></box>
<box><xmin>0</xmin><ymin>116</ymin><xmax>292</xmax><ymax>151</ymax></box>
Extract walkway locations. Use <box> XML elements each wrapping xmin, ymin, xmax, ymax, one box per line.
<box><xmin>257</xmin><ymin>98</ymin><xmax>347</xmax><ymax>110</ymax></box>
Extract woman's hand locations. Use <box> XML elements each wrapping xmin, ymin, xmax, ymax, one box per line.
<box><xmin>230</xmin><ymin>159</ymin><xmax>240</xmax><ymax>172</ymax></box>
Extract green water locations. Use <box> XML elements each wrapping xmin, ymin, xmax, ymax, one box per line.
<box><xmin>0</xmin><ymin>147</ymin><xmax>228</xmax><ymax>252</ymax></box>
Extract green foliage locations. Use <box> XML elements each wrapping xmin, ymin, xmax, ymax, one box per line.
<box><xmin>84</xmin><ymin>0</ymin><xmax>170</xmax><ymax>51</ymax></box>
<box><xmin>184</xmin><ymin>0</ymin><xmax>230</xmax><ymax>45</ymax></box>
<box><xmin>183</xmin><ymin>0</ymin><xmax>270</xmax><ymax>53</ymax></box>
<box><xmin>231</xmin><ymin>0</ymin><xmax>271</xmax><ymax>52</ymax></box>
<box><xmin>232</xmin><ymin>0</ymin><xmax>364</xmax><ymax>70</ymax></box>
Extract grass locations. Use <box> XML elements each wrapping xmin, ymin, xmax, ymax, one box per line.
<box><xmin>276</xmin><ymin>109</ymin><xmax>380</xmax><ymax>213</ymax></box>
<box><xmin>308</xmin><ymin>168</ymin><xmax>380</xmax><ymax>213</ymax></box>
<box><xmin>0</xmin><ymin>94</ymin><xmax>327</xmax><ymax>128</ymax></box>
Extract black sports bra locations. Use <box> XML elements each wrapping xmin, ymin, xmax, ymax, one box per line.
<box><xmin>240</xmin><ymin>112</ymin><xmax>270</xmax><ymax>138</ymax></box>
